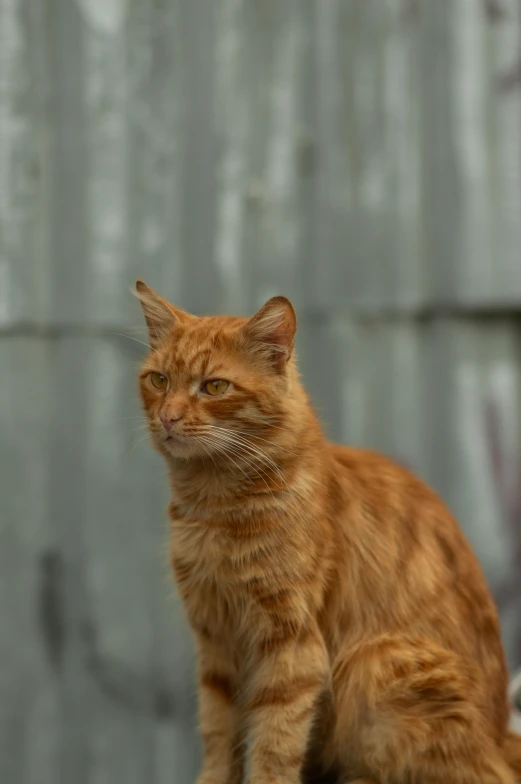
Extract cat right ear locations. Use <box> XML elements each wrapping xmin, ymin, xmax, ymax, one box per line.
<box><xmin>242</xmin><ymin>296</ymin><xmax>297</xmax><ymax>372</ymax></box>
<box><xmin>134</xmin><ymin>280</ymin><xmax>179</xmax><ymax>347</ymax></box>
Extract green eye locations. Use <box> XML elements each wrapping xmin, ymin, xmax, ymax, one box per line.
<box><xmin>150</xmin><ymin>372</ymin><xmax>168</xmax><ymax>390</ymax></box>
<box><xmin>203</xmin><ymin>380</ymin><xmax>230</xmax><ymax>396</ymax></box>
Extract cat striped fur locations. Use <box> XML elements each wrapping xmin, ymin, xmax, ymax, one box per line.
<box><xmin>136</xmin><ymin>280</ymin><xmax>521</xmax><ymax>784</ymax></box>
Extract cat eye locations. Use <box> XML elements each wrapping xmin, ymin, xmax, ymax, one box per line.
<box><xmin>150</xmin><ymin>372</ymin><xmax>168</xmax><ymax>390</ymax></box>
<box><xmin>203</xmin><ymin>380</ymin><xmax>230</xmax><ymax>396</ymax></box>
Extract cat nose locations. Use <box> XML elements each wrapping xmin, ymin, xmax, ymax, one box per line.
<box><xmin>160</xmin><ymin>411</ymin><xmax>183</xmax><ymax>431</ymax></box>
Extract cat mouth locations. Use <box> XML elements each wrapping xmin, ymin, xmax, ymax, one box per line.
<box><xmin>164</xmin><ymin>434</ymin><xmax>184</xmax><ymax>444</ymax></box>
<box><xmin>162</xmin><ymin>432</ymin><xmax>194</xmax><ymax>453</ymax></box>
<box><xmin>161</xmin><ymin>436</ymin><xmax>185</xmax><ymax>456</ymax></box>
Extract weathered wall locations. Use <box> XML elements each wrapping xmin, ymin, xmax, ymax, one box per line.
<box><xmin>1</xmin><ymin>1</ymin><xmax>521</xmax><ymax>782</ymax></box>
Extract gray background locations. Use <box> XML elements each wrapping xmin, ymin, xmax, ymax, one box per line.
<box><xmin>2</xmin><ymin>0</ymin><xmax>521</xmax><ymax>782</ymax></box>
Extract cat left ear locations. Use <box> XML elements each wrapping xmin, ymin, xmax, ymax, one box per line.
<box><xmin>242</xmin><ymin>296</ymin><xmax>297</xmax><ymax>372</ymax></box>
<box><xmin>134</xmin><ymin>280</ymin><xmax>183</xmax><ymax>347</ymax></box>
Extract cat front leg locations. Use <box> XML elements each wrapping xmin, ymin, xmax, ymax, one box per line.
<box><xmin>244</xmin><ymin>622</ymin><xmax>329</xmax><ymax>784</ymax></box>
<box><xmin>195</xmin><ymin>633</ymin><xmax>244</xmax><ymax>784</ymax></box>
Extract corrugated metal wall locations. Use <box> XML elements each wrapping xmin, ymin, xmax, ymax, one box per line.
<box><xmin>2</xmin><ymin>1</ymin><xmax>521</xmax><ymax>782</ymax></box>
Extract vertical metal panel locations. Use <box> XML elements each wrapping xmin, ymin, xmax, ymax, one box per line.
<box><xmin>333</xmin><ymin>0</ymin><xmax>402</xmax><ymax>310</ymax></box>
<box><xmin>300</xmin><ymin>0</ymin><xmax>425</xmax><ymax>313</ymax></box>
<box><xmin>0</xmin><ymin>0</ymin><xmax>52</xmax><ymax>325</ymax></box>
<box><xmin>240</xmin><ymin>0</ymin><xmax>313</xmax><ymax>312</ymax></box>
<box><xmin>451</xmin><ymin>0</ymin><xmax>521</xmax><ymax>304</ymax></box>
<box><xmin>81</xmin><ymin>0</ymin><xmax>130</xmax><ymax>323</ymax></box>
<box><xmin>298</xmin><ymin>0</ymin><xmax>337</xmax><ymax>312</ymax></box>
<box><xmin>123</xmin><ymin>0</ymin><xmax>185</xmax><ymax>319</ymax></box>
<box><xmin>212</xmin><ymin>0</ymin><xmax>252</xmax><ymax>313</ymax></box>
<box><xmin>3</xmin><ymin>1</ymin><xmax>521</xmax><ymax>781</ymax></box>
<box><xmin>4</xmin><ymin>0</ymin><xmax>521</xmax><ymax>322</ymax></box>
<box><xmin>180</xmin><ymin>0</ymin><xmax>219</xmax><ymax>315</ymax></box>
<box><xmin>418</xmin><ymin>0</ymin><xmax>460</xmax><ymax>305</ymax></box>
<box><xmin>0</xmin><ymin>338</ymin><xmax>59</xmax><ymax>784</ymax></box>
<box><xmin>49</xmin><ymin>0</ymin><xmax>89</xmax><ymax>326</ymax></box>
<box><xmin>488</xmin><ymin>0</ymin><xmax>521</xmax><ymax>303</ymax></box>
<box><xmin>451</xmin><ymin>0</ymin><xmax>494</xmax><ymax>299</ymax></box>
<box><xmin>47</xmin><ymin>335</ymin><xmax>99</xmax><ymax>784</ymax></box>
<box><xmin>384</xmin><ymin>0</ymin><xmax>423</xmax><ymax>309</ymax></box>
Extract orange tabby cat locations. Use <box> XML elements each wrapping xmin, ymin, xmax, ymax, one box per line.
<box><xmin>136</xmin><ymin>279</ymin><xmax>521</xmax><ymax>784</ymax></box>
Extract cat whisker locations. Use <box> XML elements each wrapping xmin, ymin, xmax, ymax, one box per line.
<box><xmin>129</xmin><ymin>423</ymin><xmax>150</xmax><ymax>435</ymax></box>
<box><xmin>203</xmin><ymin>424</ymin><xmax>300</xmax><ymax>459</ymax></box>
<box><xmin>202</xmin><ymin>427</ymin><xmax>287</xmax><ymax>482</ymax></box>
<box><xmin>111</xmin><ymin>332</ymin><xmax>158</xmax><ymax>354</ymax></box>
<box><xmin>199</xmin><ymin>428</ymin><xmax>278</xmax><ymax>470</ymax></box>
<box><xmin>197</xmin><ymin>433</ymin><xmax>275</xmax><ymax>495</ymax></box>
<box><xmin>204</xmin><ymin>429</ymin><xmax>309</xmax><ymax>506</ymax></box>
<box><xmin>248</xmin><ymin>418</ymin><xmax>289</xmax><ymax>432</ymax></box>
<box><xmin>196</xmin><ymin>437</ymin><xmax>221</xmax><ymax>474</ymax></box>
<box><xmin>128</xmin><ymin>432</ymin><xmax>152</xmax><ymax>455</ymax></box>
<box><xmin>200</xmin><ymin>439</ymin><xmax>255</xmax><ymax>486</ymax></box>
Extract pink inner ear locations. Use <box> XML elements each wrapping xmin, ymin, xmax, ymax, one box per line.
<box><xmin>243</xmin><ymin>297</ymin><xmax>296</xmax><ymax>370</ymax></box>
<box><xmin>266</xmin><ymin>325</ymin><xmax>293</xmax><ymax>347</ymax></box>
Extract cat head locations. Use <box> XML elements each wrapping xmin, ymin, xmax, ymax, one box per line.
<box><xmin>135</xmin><ymin>280</ymin><xmax>297</xmax><ymax>460</ymax></box>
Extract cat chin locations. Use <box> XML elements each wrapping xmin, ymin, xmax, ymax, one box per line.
<box><xmin>161</xmin><ymin>438</ymin><xmax>189</xmax><ymax>456</ymax></box>
<box><xmin>159</xmin><ymin>436</ymin><xmax>202</xmax><ymax>460</ymax></box>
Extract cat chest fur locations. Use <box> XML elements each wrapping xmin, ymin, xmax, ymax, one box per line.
<box><xmin>169</xmin><ymin>506</ymin><xmax>314</xmax><ymax>648</ymax></box>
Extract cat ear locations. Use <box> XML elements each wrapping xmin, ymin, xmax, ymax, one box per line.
<box><xmin>242</xmin><ymin>296</ymin><xmax>297</xmax><ymax>372</ymax></box>
<box><xmin>134</xmin><ymin>280</ymin><xmax>182</xmax><ymax>346</ymax></box>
